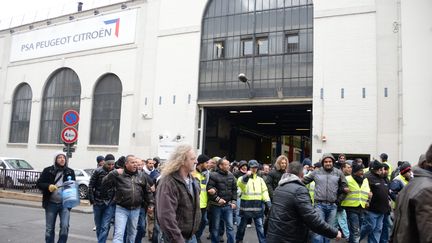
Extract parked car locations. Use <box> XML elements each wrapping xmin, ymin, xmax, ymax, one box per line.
<box><xmin>74</xmin><ymin>169</ymin><xmax>91</xmax><ymax>199</ymax></box>
<box><xmin>0</xmin><ymin>157</ymin><xmax>40</xmax><ymax>188</ymax></box>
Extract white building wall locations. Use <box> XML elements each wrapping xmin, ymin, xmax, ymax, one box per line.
<box><xmin>401</xmin><ymin>0</ymin><xmax>432</xmax><ymax>162</ymax></box>
<box><xmin>313</xmin><ymin>1</ymin><xmax>378</xmax><ymax>162</ymax></box>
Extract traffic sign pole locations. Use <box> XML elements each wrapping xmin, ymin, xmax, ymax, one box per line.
<box><xmin>61</xmin><ymin>110</ymin><xmax>80</xmax><ymax>159</ymax></box>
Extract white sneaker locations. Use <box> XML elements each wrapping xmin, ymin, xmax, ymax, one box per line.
<box><xmin>93</xmin><ymin>226</ymin><xmax>96</xmax><ymax>231</ymax></box>
<box><xmin>246</xmin><ymin>224</ymin><xmax>252</xmax><ymax>228</ymax></box>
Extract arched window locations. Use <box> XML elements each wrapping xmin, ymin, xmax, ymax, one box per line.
<box><xmin>39</xmin><ymin>68</ymin><xmax>81</xmax><ymax>144</ymax></box>
<box><xmin>9</xmin><ymin>83</ymin><xmax>32</xmax><ymax>143</ymax></box>
<box><xmin>90</xmin><ymin>74</ymin><xmax>122</xmax><ymax>145</ymax></box>
<box><xmin>199</xmin><ymin>0</ymin><xmax>313</xmax><ymax>100</ymax></box>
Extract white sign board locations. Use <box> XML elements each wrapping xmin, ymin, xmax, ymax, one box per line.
<box><xmin>10</xmin><ymin>9</ymin><xmax>137</xmax><ymax>62</ymax></box>
<box><xmin>157</xmin><ymin>142</ymin><xmax>178</xmax><ymax>160</ymax></box>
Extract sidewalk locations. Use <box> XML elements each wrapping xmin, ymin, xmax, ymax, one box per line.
<box><xmin>0</xmin><ymin>189</ymin><xmax>93</xmax><ymax>214</ymax></box>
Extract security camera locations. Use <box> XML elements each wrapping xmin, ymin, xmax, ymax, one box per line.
<box><xmin>238</xmin><ymin>73</ymin><xmax>248</xmax><ymax>83</ymax></box>
<box><xmin>159</xmin><ymin>135</ymin><xmax>164</xmax><ymax>140</ymax></box>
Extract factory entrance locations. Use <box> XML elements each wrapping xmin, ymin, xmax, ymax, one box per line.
<box><xmin>202</xmin><ymin>104</ymin><xmax>312</xmax><ymax>164</ymax></box>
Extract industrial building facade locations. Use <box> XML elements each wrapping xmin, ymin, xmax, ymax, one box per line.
<box><xmin>0</xmin><ymin>0</ymin><xmax>431</xmax><ymax>170</ymax></box>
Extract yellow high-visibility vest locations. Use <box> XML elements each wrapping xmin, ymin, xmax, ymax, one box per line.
<box><xmin>192</xmin><ymin>170</ymin><xmax>208</xmax><ymax>208</ymax></box>
<box><xmin>306</xmin><ymin>181</ymin><xmax>315</xmax><ymax>205</ymax></box>
<box><xmin>341</xmin><ymin>176</ymin><xmax>370</xmax><ymax>208</ymax></box>
<box><xmin>237</xmin><ymin>174</ymin><xmax>270</xmax><ymax>202</ymax></box>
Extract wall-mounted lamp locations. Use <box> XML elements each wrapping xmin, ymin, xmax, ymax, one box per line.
<box><xmin>238</xmin><ymin>73</ymin><xmax>255</xmax><ymax>98</ymax></box>
<box><xmin>121</xmin><ymin>3</ymin><xmax>127</xmax><ymax>9</ymax></box>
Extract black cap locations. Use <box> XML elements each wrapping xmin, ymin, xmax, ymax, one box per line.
<box><xmin>197</xmin><ymin>154</ymin><xmax>210</xmax><ymax>164</ymax></box>
<box><xmin>96</xmin><ymin>155</ymin><xmax>105</xmax><ymax>163</ymax></box>
<box><xmin>352</xmin><ymin>163</ymin><xmax>364</xmax><ymax>174</ymax></box>
<box><xmin>105</xmin><ymin>154</ymin><xmax>115</xmax><ymax>163</ymax></box>
<box><xmin>371</xmin><ymin>160</ymin><xmax>383</xmax><ymax>171</ymax></box>
<box><xmin>380</xmin><ymin>153</ymin><xmax>388</xmax><ymax>161</ymax></box>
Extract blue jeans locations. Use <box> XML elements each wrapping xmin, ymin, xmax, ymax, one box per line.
<box><xmin>113</xmin><ymin>205</ymin><xmax>140</xmax><ymax>243</ymax></box>
<box><xmin>135</xmin><ymin>208</ymin><xmax>147</xmax><ymax>243</ymax></box>
<box><xmin>93</xmin><ymin>203</ymin><xmax>115</xmax><ymax>243</ymax></box>
<box><xmin>45</xmin><ymin>201</ymin><xmax>71</xmax><ymax>243</ymax></box>
<box><xmin>360</xmin><ymin>211</ymin><xmax>384</xmax><ymax>243</ymax></box>
<box><xmin>337</xmin><ymin>209</ymin><xmax>350</xmax><ymax>239</ymax></box>
<box><xmin>312</xmin><ymin>202</ymin><xmax>337</xmax><ymax>243</ymax></box>
<box><xmin>195</xmin><ymin>208</ymin><xmax>208</xmax><ymax>239</ymax></box>
<box><xmin>379</xmin><ymin>213</ymin><xmax>392</xmax><ymax>243</ymax></box>
<box><xmin>346</xmin><ymin>209</ymin><xmax>364</xmax><ymax>243</ymax></box>
<box><xmin>236</xmin><ymin>215</ymin><xmax>266</xmax><ymax>243</ymax></box>
<box><xmin>211</xmin><ymin>205</ymin><xmax>235</xmax><ymax>243</ymax></box>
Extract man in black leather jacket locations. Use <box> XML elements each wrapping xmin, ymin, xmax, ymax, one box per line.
<box><xmin>207</xmin><ymin>158</ymin><xmax>237</xmax><ymax>243</ymax></box>
<box><xmin>102</xmin><ymin>155</ymin><xmax>154</xmax><ymax>243</ymax></box>
<box><xmin>267</xmin><ymin>161</ymin><xmax>341</xmax><ymax>243</ymax></box>
<box><xmin>88</xmin><ymin>154</ymin><xmax>116</xmax><ymax>243</ymax></box>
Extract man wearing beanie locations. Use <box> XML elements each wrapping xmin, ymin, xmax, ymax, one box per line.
<box><xmin>37</xmin><ymin>152</ymin><xmax>76</xmax><ymax>243</ymax></box>
<box><xmin>89</xmin><ymin>154</ymin><xmax>116</xmax><ymax>243</ymax></box>
<box><xmin>207</xmin><ymin>157</ymin><xmax>237</xmax><ymax>243</ymax></box>
<box><xmin>96</xmin><ymin>155</ymin><xmax>105</xmax><ymax>168</ymax></box>
<box><xmin>389</xmin><ymin>162</ymin><xmax>411</xmax><ymax>203</ymax></box>
<box><xmin>360</xmin><ymin>160</ymin><xmax>390</xmax><ymax>243</ymax></box>
<box><xmin>341</xmin><ymin>163</ymin><xmax>371</xmax><ymax>243</ymax></box>
<box><xmin>303</xmin><ymin>153</ymin><xmax>348</xmax><ymax>243</ymax></box>
<box><xmin>236</xmin><ymin>160</ymin><xmax>270</xmax><ymax>243</ymax></box>
<box><xmin>192</xmin><ymin>154</ymin><xmax>211</xmax><ymax>242</ymax></box>
<box><xmin>391</xmin><ymin>144</ymin><xmax>432</xmax><ymax>243</ymax></box>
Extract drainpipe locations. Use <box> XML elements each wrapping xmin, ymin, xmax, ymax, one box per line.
<box><xmin>396</xmin><ymin>0</ymin><xmax>403</xmax><ymax>160</ymax></box>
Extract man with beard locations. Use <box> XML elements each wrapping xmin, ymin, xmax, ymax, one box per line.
<box><xmin>102</xmin><ymin>155</ymin><xmax>154</xmax><ymax>243</ymax></box>
<box><xmin>207</xmin><ymin>158</ymin><xmax>237</xmax><ymax>243</ymax></box>
<box><xmin>303</xmin><ymin>153</ymin><xmax>348</xmax><ymax>243</ymax></box>
<box><xmin>360</xmin><ymin>160</ymin><xmax>390</xmax><ymax>243</ymax></box>
<box><xmin>341</xmin><ymin>163</ymin><xmax>371</xmax><ymax>243</ymax></box>
<box><xmin>193</xmin><ymin>154</ymin><xmax>211</xmax><ymax>242</ymax></box>
<box><xmin>391</xmin><ymin>145</ymin><xmax>432</xmax><ymax>243</ymax></box>
<box><xmin>37</xmin><ymin>152</ymin><xmax>76</xmax><ymax>243</ymax></box>
<box><xmin>266</xmin><ymin>155</ymin><xmax>288</xmax><ymax>201</ymax></box>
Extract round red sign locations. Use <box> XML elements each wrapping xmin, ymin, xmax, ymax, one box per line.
<box><xmin>61</xmin><ymin>127</ymin><xmax>78</xmax><ymax>144</ymax></box>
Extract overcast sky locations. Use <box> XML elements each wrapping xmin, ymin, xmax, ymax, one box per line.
<box><xmin>0</xmin><ymin>0</ymin><xmax>121</xmax><ymax>29</ymax></box>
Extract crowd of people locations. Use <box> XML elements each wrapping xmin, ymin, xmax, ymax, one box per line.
<box><xmin>36</xmin><ymin>143</ymin><xmax>432</xmax><ymax>243</ymax></box>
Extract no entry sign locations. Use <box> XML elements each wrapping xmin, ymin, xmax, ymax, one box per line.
<box><xmin>61</xmin><ymin>127</ymin><xmax>78</xmax><ymax>144</ymax></box>
<box><xmin>62</xmin><ymin>110</ymin><xmax>80</xmax><ymax>127</ymax></box>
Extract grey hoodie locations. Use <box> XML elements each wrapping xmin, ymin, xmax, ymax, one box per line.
<box><xmin>302</xmin><ymin>153</ymin><xmax>347</xmax><ymax>203</ymax></box>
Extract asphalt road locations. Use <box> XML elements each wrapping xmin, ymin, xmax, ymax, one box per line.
<box><xmin>0</xmin><ymin>204</ymin><xmax>259</xmax><ymax>243</ymax></box>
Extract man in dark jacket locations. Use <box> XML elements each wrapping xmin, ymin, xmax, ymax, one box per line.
<box><xmin>102</xmin><ymin>155</ymin><xmax>154</xmax><ymax>243</ymax></box>
<box><xmin>156</xmin><ymin>144</ymin><xmax>201</xmax><ymax>243</ymax></box>
<box><xmin>265</xmin><ymin>155</ymin><xmax>288</xmax><ymax>200</ymax></box>
<box><xmin>360</xmin><ymin>160</ymin><xmax>390</xmax><ymax>243</ymax></box>
<box><xmin>88</xmin><ymin>154</ymin><xmax>116</xmax><ymax>243</ymax></box>
<box><xmin>267</xmin><ymin>161</ymin><xmax>341</xmax><ymax>243</ymax></box>
<box><xmin>37</xmin><ymin>151</ymin><xmax>76</xmax><ymax>243</ymax></box>
<box><xmin>391</xmin><ymin>145</ymin><xmax>432</xmax><ymax>243</ymax></box>
<box><xmin>207</xmin><ymin>158</ymin><xmax>237</xmax><ymax>243</ymax></box>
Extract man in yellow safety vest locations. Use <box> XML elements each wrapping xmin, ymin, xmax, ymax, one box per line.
<box><xmin>192</xmin><ymin>154</ymin><xmax>211</xmax><ymax>242</ymax></box>
<box><xmin>341</xmin><ymin>163</ymin><xmax>372</xmax><ymax>243</ymax></box>
<box><xmin>236</xmin><ymin>160</ymin><xmax>271</xmax><ymax>243</ymax></box>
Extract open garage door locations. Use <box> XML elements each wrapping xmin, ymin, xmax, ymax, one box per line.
<box><xmin>202</xmin><ymin>104</ymin><xmax>312</xmax><ymax>164</ymax></box>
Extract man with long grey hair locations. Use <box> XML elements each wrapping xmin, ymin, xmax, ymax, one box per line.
<box><xmin>156</xmin><ymin>144</ymin><xmax>201</xmax><ymax>243</ymax></box>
